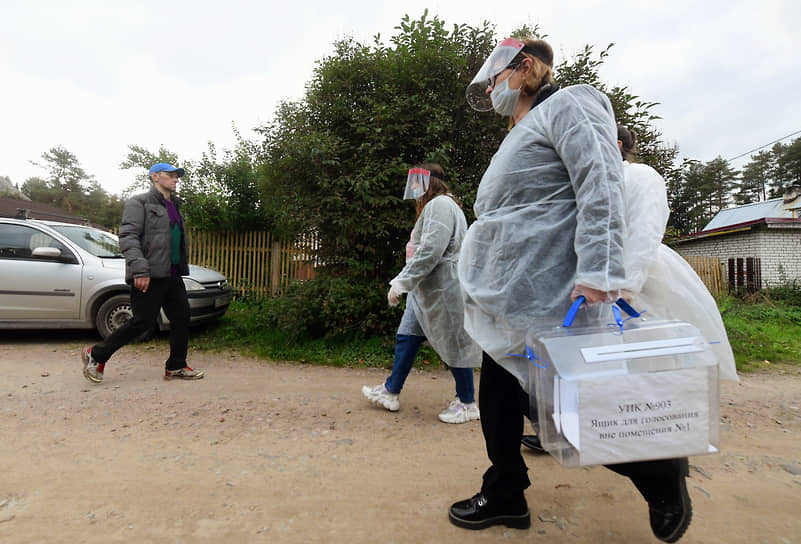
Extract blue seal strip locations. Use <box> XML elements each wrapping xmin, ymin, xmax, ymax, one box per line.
<box><xmin>612</xmin><ymin>304</ymin><xmax>624</xmax><ymax>333</ymax></box>
<box><xmin>506</xmin><ymin>345</ymin><xmax>550</xmax><ymax>369</ymax></box>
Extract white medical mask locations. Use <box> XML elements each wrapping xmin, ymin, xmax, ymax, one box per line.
<box><xmin>413</xmin><ymin>188</ymin><xmax>421</xmax><ymax>199</ymax></box>
<box><xmin>490</xmin><ymin>75</ymin><xmax>520</xmax><ymax>117</ymax></box>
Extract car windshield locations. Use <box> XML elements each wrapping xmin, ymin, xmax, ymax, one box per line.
<box><xmin>51</xmin><ymin>225</ymin><xmax>123</xmax><ymax>257</ymax></box>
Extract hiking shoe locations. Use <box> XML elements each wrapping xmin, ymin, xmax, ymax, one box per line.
<box><xmin>449</xmin><ymin>492</ymin><xmax>530</xmax><ymax>530</ymax></box>
<box><xmin>438</xmin><ymin>398</ymin><xmax>480</xmax><ymax>424</ymax></box>
<box><xmin>81</xmin><ymin>347</ymin><xmax>103</xmax><ymax>384</ymax></box>
<box><xmin>164</xmin><ymin>366</ymin><xmax>205</xmax><ymax>380</ymax></box>
<box><xmin>362</xmin><ymin>384</ymin><xmax>400</xmax><ymax>412</ymax></box>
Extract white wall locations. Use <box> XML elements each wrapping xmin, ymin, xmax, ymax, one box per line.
<box><xmin>675</xmin><ymin>225</ymin><xmax>801</xmax><ymax>288</ymax></box>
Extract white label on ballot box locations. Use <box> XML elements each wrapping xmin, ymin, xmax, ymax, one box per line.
<box><xmin>553</xmin><ymin>366</ymin><xmax>712</xmax><ymax>465</ymax></box>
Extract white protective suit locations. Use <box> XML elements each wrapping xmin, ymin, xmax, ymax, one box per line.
<box><xmin>458</xmin><ymin>84</ymin><xmax>628</xmax><ymax>389</ymax></box>
<box><xmin>390</xmin><ymin>195</ymin><xmax>482</xmax><ymax>368</ymax></box>
<box><xmin>622</xmin><ymin>161</ymin><xmax>738</xmax><ymax>381</ymax></box>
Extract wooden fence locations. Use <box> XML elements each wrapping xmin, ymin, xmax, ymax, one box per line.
<box><xmin>683</xmin><ymin>255</ymin><xmax>725</xmax><ymax>295</ymax></box>
<box><xmin>186</xmin><ymin>229</ymin><xmax>318</xmax><ymax>299</ymax></box>
<box><xmin>126</xmin><ymin>225</ymin><xmax>727</xmax><ymax>299</ymax></box>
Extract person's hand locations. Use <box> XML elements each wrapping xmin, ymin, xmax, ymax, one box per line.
<box><xmin>134</xmin><ymin>276</ymin><xmax>150</xmax><ymax>293</ymax></box>
<box><xmin>387</xmin><ymin>287</ymin><xmax>400</xmax><ymax>307</ymax></box>
<box><xmin>570</xmin><ymin>284</ymin><xmax>618</xmax><ymax>304</ymax></box>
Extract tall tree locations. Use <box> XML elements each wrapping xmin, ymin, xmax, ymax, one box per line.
<box><xmin>736</xmin><ymin>149</ymin><xmax>773</xmax><ymax>204</ymax></box>
<box><xmin>121</xmin><ymin>134</ymin><xmax>273</xmax><ymax>231</ymax></box>
<box><xmin>120</xmin><ymin>144</ymin><xmax>182</xmax><ymax>195</ymax></box>
<box><xmin>768</xmin><ymin>141</ymin><xmax>791</xmax><ymax>197</ymax></box>
<box><xmin>255</xmin><ymin>13</ymin><xmax>682</xmax><ymax>337</ymax></box>
<box><xmin>259</xmin><ymin>12</ymin><xmax>502</xmax><ymax>278</ymax></box>
<box><xmin>184</xmin><ymin>131</ymin><xmax>273</xmax><ymax>231</ymax></box>
<box><xmin>259</xmin><ymin>13</ymin><xmax>675</xmax><ymax>279</ymax></box>
<box><xmin>666</xmin><ymin>160</ymin><xmax>699</xmax><ymax>235</ymax></box>
<box><xmin>777</xmin><ymin>137</ymin><xmax>801</xmax><ymax>190</ymax></box>
<box><xmin>21</xmin><ymin>176</ymin><xmax>59</xmax><ymax>205</ymax></box>
<box><xmin>679</xmin><ymin>160</ymin><xmax>712</xmax><ymax>233</ymax></box>
<box><xmin>668</xmin><ymin>157</ymin><xmax>739</xmax><ymax>234</ymax></box>
<box><xmin>30</xmin><ymin>146</ymin><xmax>91</xmax><ymax>212</ymax></box>
<box><xmin>704</xmin><ymin>156</ymin><xmax>739</xmax><ymax>211</ymax></box>
<box><xmin>24</xmin><ymin>146</ymin><xmax>122</xmax><ymax>228</ymax></box>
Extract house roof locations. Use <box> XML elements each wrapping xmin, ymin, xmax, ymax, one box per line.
<box><xmin>676</xmin><ymin>196</ymin><xmax>801</xmax><ymax>243</ymax></box>
<box><xmin>702</xmin><ymin>198</ymin><xmax>800</xmax><ymax>231</ymax></box>
<box><xmin>0</xmin><ymin>196</ymin><xmax>88</xmax><ymax>224</ymax></box>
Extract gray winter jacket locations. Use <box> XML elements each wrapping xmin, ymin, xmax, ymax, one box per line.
<box><xmin>119</xmin><ymin>186</ymin><xmax>189</xmax><ymax>283</ymax></box>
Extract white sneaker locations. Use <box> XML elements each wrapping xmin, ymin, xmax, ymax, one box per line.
<box><xmin>438</xmin><ymin>398</ymin><xmax>480</xmax><ymax>424</ymax></box>
<box><xmin>362</xmin><ymin>384</ymin><xmax>400</xmax><ymax>412</ymax></box>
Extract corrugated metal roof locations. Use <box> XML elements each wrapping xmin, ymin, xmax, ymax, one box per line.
<box><xmin>703</xmin><ymin>198</ymin><xmax>800</xmax><ymax>231</ymax></box>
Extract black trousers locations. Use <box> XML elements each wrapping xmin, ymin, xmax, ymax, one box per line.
<box><xmin>91</xmin><ymin>275</ymin><xmax>190</xmax><ymax>371</ymax></box>
<box><xmin>479</xmin><ymin>352</ymin><xmax>688</xmax><ymax>504</ymax></box>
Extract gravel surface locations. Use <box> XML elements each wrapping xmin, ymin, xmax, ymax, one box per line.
<box><xmin>1</xmin><ymin>331</ymin><xmax>799</xmax><ymax>543</ymax></box>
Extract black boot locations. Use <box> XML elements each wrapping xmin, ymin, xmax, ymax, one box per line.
<box><xmin>632</xmin><ymin>459</ymin><xmax>692</xmax><ymax>542</ymax></box>
<box><xmin>448</xmin><ymin>492</ymin><xmax>530</xmax><ymax>530</ymax></box>
<box><xmin>521</xmin><ymin>434</ymin><xmax>547</xmax><ymax>454</ymax></box>
<box><xmin>647</xmin><ymin>476</ymin><xmax>692</xmax><ymax>542</ymax></box>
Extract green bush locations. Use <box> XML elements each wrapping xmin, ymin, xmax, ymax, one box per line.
<box><xmin>192</xmin><ymin>299</ymin><xmax>448</xmax><ymax>368</ymax></box>
<box><xmin>191</xmin><ymin>290</ymin><xmax>801</xmax><ymax>373</ymax></box>
<box><xmin>259</xmin><ymin>275</ymin><xmax>402</xmax><ymax>340</ymax></box>
<box><xmin>765</xmin><ymin>280</ymin><xmax>801</xmax><ymax>306</ymax></box>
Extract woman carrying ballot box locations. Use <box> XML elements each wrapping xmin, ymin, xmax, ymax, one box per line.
<box><xmin>448</xmin><ymin>37</ymin><xmax>693</xmax><ymax>543</ymax></box>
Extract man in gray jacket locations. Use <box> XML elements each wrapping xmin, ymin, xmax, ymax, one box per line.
<box><xmin>81</xmin><ymin>163</ymin><xmax>204</xmax><ymax>383</ymax></box>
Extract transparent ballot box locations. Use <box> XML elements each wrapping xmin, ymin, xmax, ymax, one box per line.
<box><xmin>526</xmin><ymin>305</ymin><xmax>720</xmax><ymax>467</ymax></box>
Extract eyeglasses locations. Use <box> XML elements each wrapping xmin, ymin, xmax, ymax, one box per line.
<box><xmin>488</xmin><ymin>63</ymin><xmax>520</xmax><ymax>90</ymax></box>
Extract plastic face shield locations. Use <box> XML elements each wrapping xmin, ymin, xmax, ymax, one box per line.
<box><xmin>403</xmin><ymin>168</ymin><xmax>431</xmax><ymax>200</ymax></box>
<box><xmin>465</xmin><ymin>38</ymin><xmax>525</xmax><ymax>111</ymax></box>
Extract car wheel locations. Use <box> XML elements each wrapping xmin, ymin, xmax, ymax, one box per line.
<box><xmin>95</xmin><ymin>294</ymin><xmax>154</xmax><ymax>341</ymax></box>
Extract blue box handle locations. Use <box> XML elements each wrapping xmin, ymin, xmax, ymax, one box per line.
<box><xmin>562</xmin><ymin>296</ymin><xmax>642</xmax><ymax>328</ymax></box>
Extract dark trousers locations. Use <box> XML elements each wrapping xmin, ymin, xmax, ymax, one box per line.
<box><xmin>91</xmin><ymin>275</ymin><xmax>190</xmax><ymax>371</ymax></box>
<box><xmin>478</xmin><ymin>352</ymin><xmax>688</xmax><ymax>504</ymax></box>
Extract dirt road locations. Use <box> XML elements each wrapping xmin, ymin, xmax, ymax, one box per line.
<box><xmin>1</xmin><ymin>331</ymin><xmax>799</xmax><ymax>543</ymax></box>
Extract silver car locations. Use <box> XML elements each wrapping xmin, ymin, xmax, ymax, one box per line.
<box><xmin>0</xmin><ymin>217</ymin><xmax>233</xmax><ymax>338</ymax></box>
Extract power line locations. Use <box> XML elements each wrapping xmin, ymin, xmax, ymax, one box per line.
<box><xmin>726</xmin><ymin>129</ymin><xmax>801</xmax><ymax>163</ymax></box>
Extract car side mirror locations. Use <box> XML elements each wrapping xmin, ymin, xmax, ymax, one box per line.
<box><xmin>31</xmin><ymin>246</ymin><xmax>78</xmax><ymax>264</ymax></box>
<box><xmin>32</xmin><ymin>246</ymin><xmax>63</xmax><ymax>259</ymax></box>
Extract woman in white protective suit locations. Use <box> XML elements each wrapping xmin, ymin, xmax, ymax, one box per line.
<box><xmin>362</xmin><ymin>165</ymin><xmax>482</xmax><ymax>424</ymax></box>
<box><xmin>519</xmin><ymin>128</ymin><xmax>740</xmax><ymax>452</ymax></box>
<box><xmin>447</xmin><ymin>38</ymin><xmax>693</xmax><ymax>543</ymax></box>
<box><xmin>616</xmin><ymin>124</ymin><xmax>738</xmax><ymax>382</ymax></box>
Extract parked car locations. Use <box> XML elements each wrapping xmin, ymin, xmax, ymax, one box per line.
<box><xmin>0</xmin><ymin>217</ymin><xmax>233</xmax><ymax>338</ymax></box>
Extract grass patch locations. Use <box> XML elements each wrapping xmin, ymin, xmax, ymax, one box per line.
<box><xmin>190</xmin><ymin>297</ymin><xmax>801</xmax><ymax>374</ymax></box>
<box><xmin>719</xmin><ymin>294</ymin><xmax>801</xmax><ymax>372</ymax></box>
<box><xmin>190</xmin><ymin>301</ymin><xmax>444</xmax><ymax>369</ymax></box>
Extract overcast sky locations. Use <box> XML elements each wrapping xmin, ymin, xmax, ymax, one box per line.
<box><xmin>2</xmin><ymin>0</ymin><xmax>800</xmax><ymax>196</ymax></box>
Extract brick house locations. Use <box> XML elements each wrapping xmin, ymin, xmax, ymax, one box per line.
<box><xmin>674</xmin><ymin>187</ymin><xmax>801</xmax><ymax>290</ymax></box>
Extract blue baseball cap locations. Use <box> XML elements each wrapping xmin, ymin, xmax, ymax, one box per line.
<box><xmin>149</xmin><ymin>163</ymin><xmax>185</xmax><ymax>177</ymax></box>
